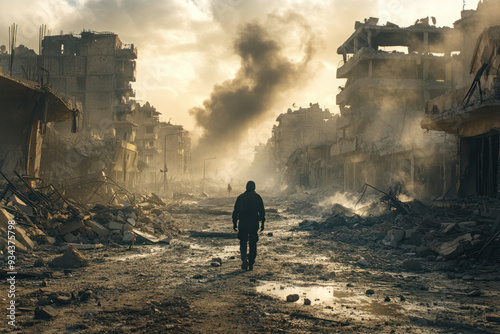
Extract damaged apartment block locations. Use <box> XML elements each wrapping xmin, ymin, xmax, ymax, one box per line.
<box><xmin>423</xmin><ymin>1</ymin><xmax>500</xmax><ymax>198</ymax></box>
<box><xmin>334</xmin><ymin>16</ymin><xmax>460</xmax><ymax>199</ymax></box>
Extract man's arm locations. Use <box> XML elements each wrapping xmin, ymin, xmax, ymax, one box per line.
<box><xmin>232</xmin><ymin>197</ymin><xmax>240</xmax><ymax>231</ymax></box>
<box><xmin>258</xmin><ymin>195</ymin><xmax>265</xmax><ymax>231</ymax></box>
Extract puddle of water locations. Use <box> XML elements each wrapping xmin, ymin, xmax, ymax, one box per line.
<box><xmin>113</xmin><ymin>246</ymin><xmax>164</xmax><ymax>262</ymax></box>
<box><xmin>256</xmin><ymin>282</ymin><xmax>347</xmax><ymax>305</ymax></box>
<box><xmin>257</xmin><ymin>281</ymin><xmax>402</xmax><ymax>317</ymax></box>
<box><xmin>357</xmin><ymin>301</ymin><xmax>401</xmax><ymax>317</ymax></box>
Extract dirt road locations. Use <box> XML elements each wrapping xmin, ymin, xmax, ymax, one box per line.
<box><xmin>3</xmin><ymin>194</ymin><xmax>500</xmax><ymax>333</ymax></box>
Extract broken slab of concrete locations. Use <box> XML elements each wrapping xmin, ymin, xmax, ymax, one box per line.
<box><xmin>85</xmin><ymin>220</ymin><xmax>109</xmax><ymax>238</ymax></box>
<box><xmin>48</xmin><ymin>246</ymin><xmax>89</xmax><ymax>269</ymax></box>
<box><xmin>61</xmin><ymin>243</ymin><xmax>104</xmax><ymax>251</ymax></box>
<box><xmin>57</xmin><ymin>220</ymin><xmax>84</xmax><ymax>236</ymax></box>
<box><xmin>0</xmin><ymin>208</ymin><xmax>14</xmax><ymax>229</ymax></box>
<box><xmin>132</xmin><ymin>228</ymin><xmax>160</xmax><ymax>244</ymax></box>
<box><xmin>15</xmin><ymin>225</ymin><xmax>35</xmax><ymax>250</ymax></box>
<box><xmin>34</xmin><ymin>305</ymin><xmax>59</xmax><ymax>319</ymax></box>
<box><xmin>438</xmin><ymin>234</ymin><xmax>472</xmax><ymax>260</ymax></box>
<box><xmin>108</xmin><ymin>221</ymin><xmax>125</xmax><ymax>231</ymax></box>
<box><xmin>11</xmin><ymin>194</ymin><xmax>33</xmax><ymax>215</ymax></box>
<box><xmin>63</xmin><ymin>233</ymin><xmax>79</xmax><ymax>243</ymax></box>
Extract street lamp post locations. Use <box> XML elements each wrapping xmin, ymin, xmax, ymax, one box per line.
<box><xmin>202</xmin><ymin>157</ymin><xmax>217</xmax><ymax>194</ymax></box>
<box><xmin>161</xmin><ymin>131</ymin><xmax>185</xmax><ymax>192</ymax></box>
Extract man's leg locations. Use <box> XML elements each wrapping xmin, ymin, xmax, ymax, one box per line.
<box><xmin>238</xmin><ymin>232</ymin><xmax>249</xmax><ymax>269</ymax></box>
<box><xmin>248</xmin><ymin>232</ymin><xmax>259</xmax><ymax>271</ymax></box>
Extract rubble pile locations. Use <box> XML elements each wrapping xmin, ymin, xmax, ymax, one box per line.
<box><xmin>0</xmin><ymin>174</ymin><xmax>179</xmax><ymax>255</ymax></box>
<box><xmin>297</xmin><ymin>195</ymin><xmax>500</xmax><ymax>265</ymax></box>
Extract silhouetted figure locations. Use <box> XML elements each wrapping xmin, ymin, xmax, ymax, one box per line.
<box><xmin>227</xmin><ymin>183</ymin><xmax>232</xmax><ymax>195</ymax></box>
<box><xmin>232</xmin><ymin>181</ymin><xmax>265</xmax><ymax>271</ymax></box>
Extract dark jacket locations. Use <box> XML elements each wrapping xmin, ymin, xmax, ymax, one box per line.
<box><xmin>232</xmin><ymin>190</ymin><xmax>265</xmax><ymax>230</ymax></box>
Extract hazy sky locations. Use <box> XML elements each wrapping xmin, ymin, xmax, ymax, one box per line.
<box><xmin>0</xmin><ymin>0</ymin><xmax>471</xmax><ymax>160</ymax></box>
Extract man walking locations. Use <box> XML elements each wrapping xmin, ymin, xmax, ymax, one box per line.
<box><xmin>232</xmin><ymin>181</ymin><xmax>265</xmax><ymax>271</ymax></box>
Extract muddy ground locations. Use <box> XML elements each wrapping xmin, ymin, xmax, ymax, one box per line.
<box><xmin>2</xmin><ymin>193</ymin><xmax>500</xmax><ymax>333</ymax></box>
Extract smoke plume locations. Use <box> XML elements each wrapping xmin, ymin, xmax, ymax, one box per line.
<box><xmin>189</xmin><ymin>12</ymin><xmax>315</xmax><ymax>160</ymax></box>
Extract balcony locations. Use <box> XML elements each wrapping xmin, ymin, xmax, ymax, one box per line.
<box><xmin>115</xmin><ymin>60</ymin><xmax>136</xmax><ymax>82</ymax></box>
<box><xmin>422</xmin><ymin>84</ymin><xmax>500</xmax><ymax>136</ymax></box>
<box><xmin>116</xmin><ymin>44</ymin><xmax>138</xmax><ymax>59</ymax></box>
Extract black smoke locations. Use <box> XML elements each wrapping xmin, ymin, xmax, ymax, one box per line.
<box><xmin>190</xmin><ymin>12</ymin><xmax>315</xmax><ymax>160</ymax></box>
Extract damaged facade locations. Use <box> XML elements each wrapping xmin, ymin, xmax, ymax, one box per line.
<box><xmin>261</xmin><ymin>103</ymin><xmax>340</xmax><ymax>188</ymax></box>
<box><xmin>41</xmin><ymin>31</ymin><xmax>137</xmax><ymax>133</ymax></box>
<box><xmin>423</xmin><ymin>0</ymin><xmax>500</xmax><ymax>198</ymax></box>
<box><xmin>0</xmin><ymin>29</ymin><xmax>191</xmax><ymax>193</ymax></box>
<box><xmin>0</xmin><ymin>74</ymin><xmax>74</xmax><ymax>178</ymax></box>
<box><xmin>333</xmin><ymin>16</ymin><xmax>460</xmax><ymax>199</ymax></box>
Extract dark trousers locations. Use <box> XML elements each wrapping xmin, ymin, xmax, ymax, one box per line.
<box><xmin>238</xmin><ymin>230</ymin><xmax>259</xmax><ymax>264</ymax></box>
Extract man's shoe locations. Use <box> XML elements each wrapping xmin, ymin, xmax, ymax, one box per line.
<box><xmin>248</xmin><ymin>263</ymin><xmax>254</xmax><ymax>271</ymax></box>
<box><xmin>241</xmin><ymin>261</ymin><xmax>248</xmax><ymax>270</ymax></box>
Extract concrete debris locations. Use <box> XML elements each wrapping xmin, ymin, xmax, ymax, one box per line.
<box><xmin>48</xmin><ymin>246</ymin><xmax>89</xmax><ymax>269</ymax></box>
<box><xmin>296</xmin><ymin>195</ymin><xmax>500</xmax><ymax>264</ymax></box>
<box><xmin>34</xmin><ymin>305</ymin><xmax>59</xmax><ymax>319</ymax></box>
<box><xmin>33</xmin><ymin>257</ymin><xmax>46</xmax><ymax>267</ymax></box>
<box><xmin>0</xmin><ymin>173</ymin><xmax>180</xmax><ymax>255</ymax></box>
<box><xmin>79</xmin><ymin>290</ymin><xmax>93</xmax><ymax>302</ymax></box>
<box><xmin>357</xmin><ymin>258</ymin><xmax>369</xmax><ymax>266</ymax></box>
<box><xmin>54</xmin><ymin>295</ymin><xmax>72</xmax><ymax>305</ymax></box>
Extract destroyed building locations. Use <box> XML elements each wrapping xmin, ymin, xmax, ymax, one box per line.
<box><xmin>157</xmin><ymin>122</ymin><xmax>191</xmax><ymax>182</ymax></box>
<box><xmin>267</xmin><ymin>103</ymin><xmax>340</xmax><ymax>187</ymax></box>
<box><xmin>41</xmin><ymin>30</ymin><xmax>137</xmax><ymax>134</ymax></box>
<box><xmin>0</xmin><ymin>44</ymin><xmax>39</xmax><ymax>80</ymax></box>
<box><xmin>423</xmin><ymin>0</ymin><xmax>500</xmax><ymax>198</ymax></box>
<box><xmin>333</xmin><ymin>17</ymin><xmax>460</xmax><ymax>199</ymax></box>
<box><xmin>0</xmin><ymin>74</ymin><xmax>75</xmax><ymax>178</ymax></box>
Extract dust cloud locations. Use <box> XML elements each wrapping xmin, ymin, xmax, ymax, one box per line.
<box><xmin>189</xmin><ymin>12</ymin><xmax>315</xmax><ymax>162</ymax></box>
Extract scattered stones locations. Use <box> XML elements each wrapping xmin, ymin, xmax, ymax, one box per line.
<box><xmin>192</xmin><ymin>274</ymin><xmax>204</xmax><ymax>279</ymax></box>
<box><xmin>80</xmin><ymin>290</ymin><xmax>93</xmax><ymax>302</ymax></box>
<box><xmin>467</xmin><ymin>290</ymin><xmax>481</xmax><ymax>297</ymax></box>
<box><xmin>400</xmin><ymin>296</ymin><xmax>406</xmax><ymax>302</ymax></box>
<box><xmin>357</xmin><ymin>258</ymin><xmax>369</xmax><ymax>266</ymax></box>
<box><xmin>34</xmin><ymin>305</ymin><xmax>59</xmax><ymax>319</ymax></box>
<box><xmin>366</xmin><ymin>289</ymin><xmax>375</xmax><ymax>295</ymax></box>
<box><xmin>34</xmin><ymin>257</ymin><xmax>46</xmax><ymax>267</ymax></box>
<box><xmin>286</xmin><ymin>294</ymin><xmax>300</xmax><ymax>302</ymax></box>
<box><xmin>304</xmin><ymin>298</ymin><xmax>311</xmax><ymax>305</ymax></box>
<box><xmin>210</xmin><ymin>261</ymin><xmax>221</xmax><ymax>267</ymax></box>
<box><xmin>55</xmin><ymin>295</ymin><xmax>72</xmax><ymax>305</ymax></box>
<box><xmin>384</xmin><ymin>296</ymin><xmax>391</xmax><ymax>302</ymax></box>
